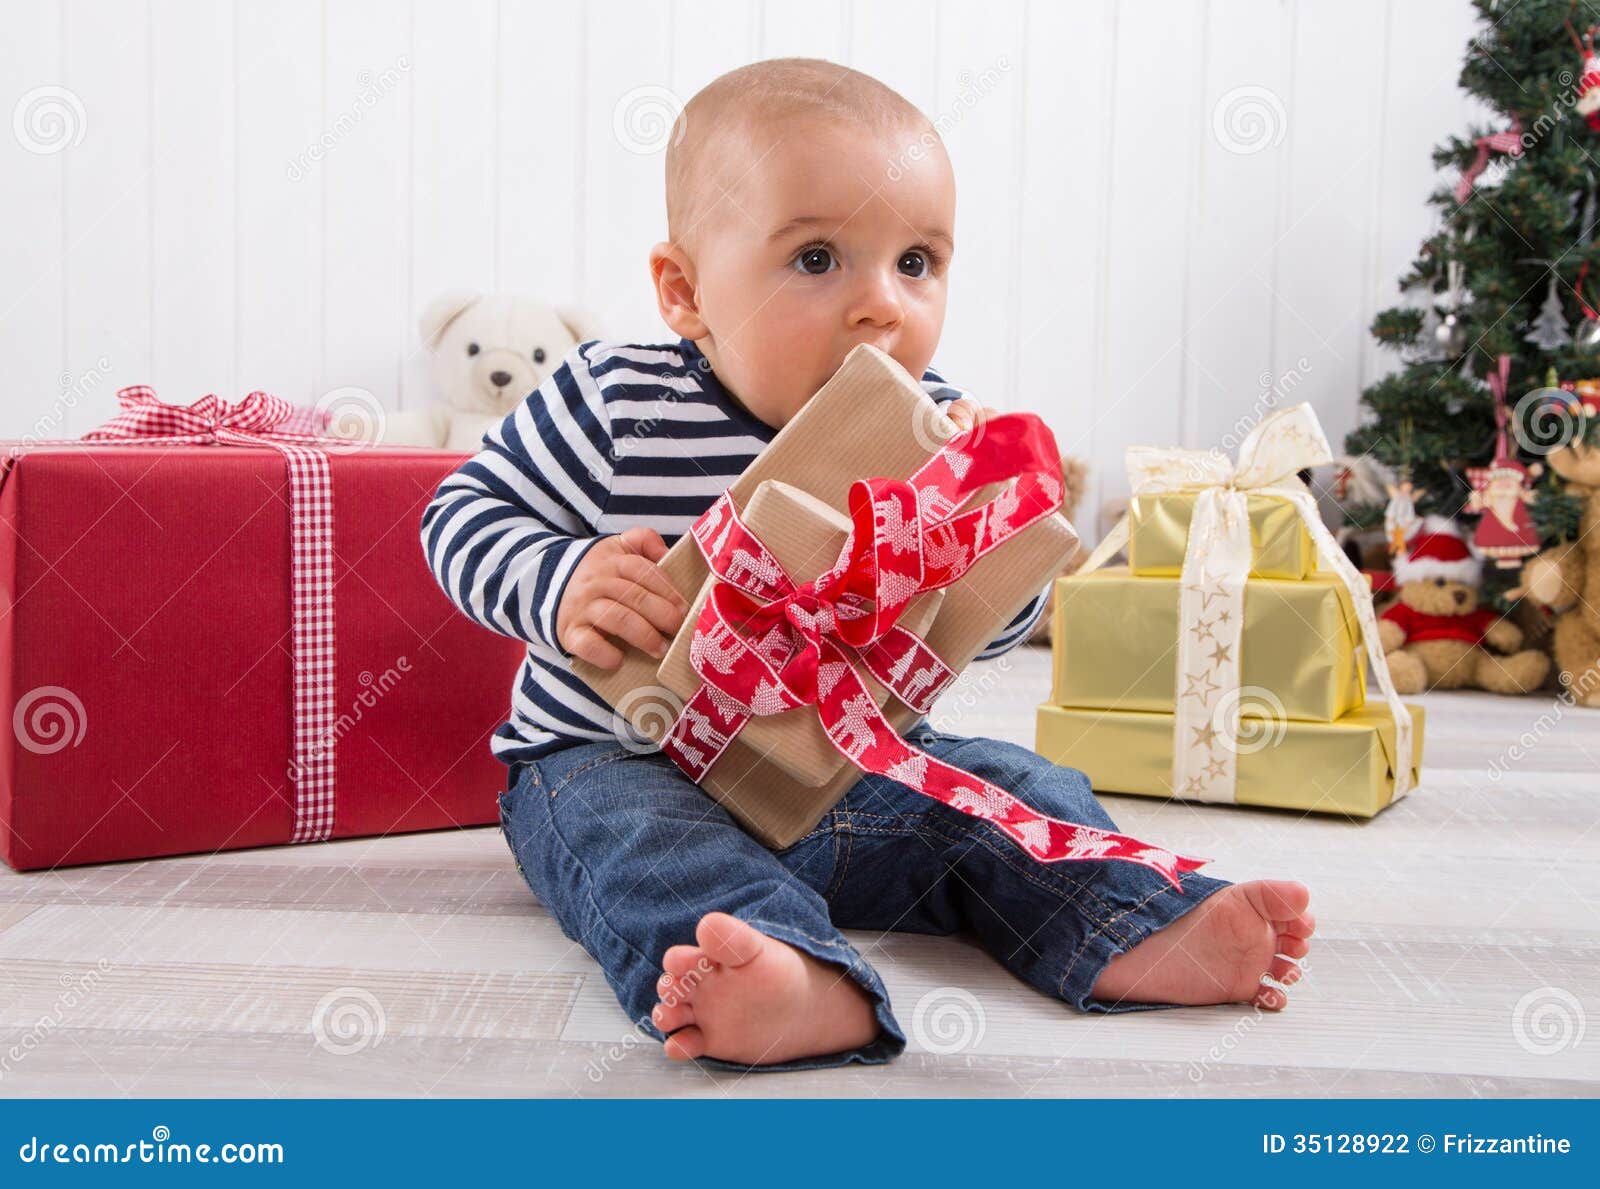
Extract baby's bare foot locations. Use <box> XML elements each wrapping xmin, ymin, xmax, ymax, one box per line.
<box><xmin>649</xmin><ymin>912</ymin><xmax>880</xmax><ymax>1065</ymax></box>
<box><xmin>1091</xmin><ymin>880</ymin><xmax>1314</xmax><ymax>1011</ymax></box>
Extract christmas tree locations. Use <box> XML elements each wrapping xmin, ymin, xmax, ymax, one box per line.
<box><xmin>1346</xmin><ymin>0</ymin><xmax>1600</xmax><ymax>576</ymax></box>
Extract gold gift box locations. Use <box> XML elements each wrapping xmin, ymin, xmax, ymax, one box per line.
<box><xmin>1128</xmin><ymin>491</ymin><xmax>1314</xmax><ymax>580</ymax></box>
<box><xmin>1033</xmin><ymin>701</ymin><xmax>1425</xmax><ymax>818</ymax></box>
<box><xmin>1050</xmin><ymin>566</ymin><xmax>1365</xmax><ymax>721</ymax></box>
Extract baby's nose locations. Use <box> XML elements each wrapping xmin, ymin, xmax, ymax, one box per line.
<box><xmin>489</xmin><ymin>370</ymin><xmax>513</xmax><ymax>388</ymax></box>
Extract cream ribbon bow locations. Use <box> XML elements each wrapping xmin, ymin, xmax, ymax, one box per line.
<box><xmin>1081</xmin><ymin>404</ymin><xmax>1414</xmax><ymax>806</ymax></box>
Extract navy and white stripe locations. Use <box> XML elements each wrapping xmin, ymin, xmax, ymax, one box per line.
<box><xmin>421</xmin><ymin>337</ymin><xmax>1049</xmax><ymax>768</ymax></box>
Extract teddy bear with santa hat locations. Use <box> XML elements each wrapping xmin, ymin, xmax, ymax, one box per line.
<box><xmin>1376</xmin><ymin>516</ymin><xmax>1550</xmax><ymax>696</ymax></box>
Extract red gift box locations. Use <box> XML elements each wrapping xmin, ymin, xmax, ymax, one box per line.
<box><xmin>0</xmin><ymin>390</ymin><xmax>524</xmax><ymax>870</ymax></box>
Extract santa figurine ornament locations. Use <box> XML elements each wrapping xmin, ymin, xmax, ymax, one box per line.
<box><xmin>1571</xmin><ymin>21</ymin><xmax>1600</xmax><ymax>132</ymax></box>
<box><xmin>1384</xmin><ymin>476</ymin><xmax>1424</xmax><ymax>557</ymax></box>
<box><xmin>1466</xmin><ymin>354</ymin><xmax>1543</xmax><ymax>570</ymax></box>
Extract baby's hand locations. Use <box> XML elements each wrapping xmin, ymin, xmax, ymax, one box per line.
<box><xmin>946</xmin><ymin>399</ymin><xmax>1001</xmax><ymax>435</ymax></box>
<box><xmin>557</xmin><ymin>527</ymin><xmax>689</xmax><ymax>669</ymax></box>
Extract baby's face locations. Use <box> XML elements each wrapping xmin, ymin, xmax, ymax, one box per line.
<box><xmin>688</xmin><ymin>117</ymin><xmax>955</xmax><ymax>427</ymax></box>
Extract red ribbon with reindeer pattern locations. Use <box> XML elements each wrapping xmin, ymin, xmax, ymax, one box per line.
<box><xmin>660</xmin><ymin>413</ymin><xmax>1208</xmax><ymax>889</ymax></box>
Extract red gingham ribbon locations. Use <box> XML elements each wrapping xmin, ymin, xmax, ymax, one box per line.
<box><xmin>660</xmin><ymin>413</ymin><xmax>1207</xmax><ymax>889</ymax></box>
<box><xmin>1454</xmin><ymin>121</ymin><xmax>1522</xmax><ymax>203</ymax></box>
<box><xmin>84</xmin><ymin>387</ymin><xmax>340</xmax><ymax>843</ymax></box>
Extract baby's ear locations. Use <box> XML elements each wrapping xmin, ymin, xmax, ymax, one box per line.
<box><xmin>418</xmin><ymin>289</ymin><xmax>482</xmax><ymax>347</ymax></box>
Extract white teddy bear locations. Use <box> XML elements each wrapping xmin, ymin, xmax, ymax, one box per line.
<box><xmin>365</xmin><ymin>290</ymin><xmax>601</xmax><ymax>451</ymax></box>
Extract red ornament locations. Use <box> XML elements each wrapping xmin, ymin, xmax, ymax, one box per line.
<box><xmin>1572</xmin><ymin>22</ymin><xmax>1600</xmax><ymax>132</ymax></box>
<box><xmin>1466</xmin><ymin>357</ymin><xmax>1542</xmax><ymax>570</ymax></box>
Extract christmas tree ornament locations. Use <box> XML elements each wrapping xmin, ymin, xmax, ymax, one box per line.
<box><xmin>1573</xmin><ymin>262</ymin><xmax>1600</xmax><ymax>355</ymax></box>
<box><xmin>1382</xmin><ymin>418</ymin><xmax>1424</xmax><ymax>556</ymax></box>
<box><xmin>1568</xmin><ymin>21</ymin><xmax>1600</xmax><ymax>132</ymax></box>
<box><xmin>1384</xmin><ymin>478</ymin><xmax>1425</xmax><ymax>556</ymax></box>
<box><xmin>1434</xmin><ymin>312</ymin><xmax>1468</xmax><ymax>355</ymax></box>
<box><xmin>1455</xmin><ymin>119</ymin><xmax>1522</xmax><ymax>201</ymax></box>
<box><xmin>1433</xmin><ymin>260</ymin><xmax>1470</xmax><ymax>355</ymax></box>
<box><xmin>1525</xmin><ymin>270</ymin><xmax>1572</xmax><ymax>351</ymax></box>
<box><xmin>1555</xmin><ymin>377</ymin><xmax>1600</xmax><ymax>422</ymax></box>
<box><xmin>1466</xmin><ymin>356</ymin><xmax>1542</xmax><ymax>570</ymax></box>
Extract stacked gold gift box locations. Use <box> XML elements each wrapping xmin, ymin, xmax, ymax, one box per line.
<box><xmin>1034</xmin><ymin>490</ymin><xmax>1424</xmax><ymax>817</ymax></box>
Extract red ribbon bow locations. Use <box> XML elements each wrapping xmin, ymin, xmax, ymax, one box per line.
<box><xmin>661</xmin><ymin>412</ymin><xmax>1207</xmax><ymax>889</ymax></box>
<box><xmin>1454</xmin><ymin>121</ymin><xmax>1523</xmax><ymax>203</ymax></box>
<box><xmin>85</xmin><ymin>386</ymin><xmax>326</xmax><ymax>445</ymax></box>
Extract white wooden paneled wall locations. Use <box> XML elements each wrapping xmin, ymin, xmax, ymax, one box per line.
<box><xmin>1</xmin><ymin>0</ymin><xmax>1484</xmax><ymax>522</ymax></box>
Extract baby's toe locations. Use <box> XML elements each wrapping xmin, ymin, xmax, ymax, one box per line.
<box><xmin>662</xmin><ymin>1025</ymin><xmax>707</xmax><ymax>1061</ymax></box>
<box><xmin>1253</xmin><ymin>980</ymin><xmax>1289</xmax><ymax>1011</ymax></box>
<box><xmin>1267</xmin><ymin>955</ymin><xmax>1302</xmax><ymax>986</ymax></box>
<box><xmin>663</xmin><ymin>943</ymin><xmax>711</xmax><ymax>981</ymax></box>
<box><xmin>652</xmin><ymin>997</ymin><xmax>695</xmax><ymax>1033</ymax></box>
<box><xmin>656</xmin><ymin>970</ymin><xmax>694</xmax><ymax>1012</ymax></box>
<box><xmin>1276</xmin><ymin>934</ymin><xmax>1311</xmax><ymax>961</ymax></box>
<box><xmin>1246</xmin><ymin>879</ymin><xmax>1311</xmax><ymax>925</ymax></box>
<box><xmin>1281</xmin><ymin>908</ymin><xmax>1316</xmax><ymax>940</ymax></box>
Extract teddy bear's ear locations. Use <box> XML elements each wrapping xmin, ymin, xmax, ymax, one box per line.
<box><xmin>553</xmin><ymin>303</ymin><xmax>604</xmax><ymax>344</ymax></box>
<box><xmin>418</xmin><ymin>290</ymin><xmax>482</xmax><ymax>347</ymax></box>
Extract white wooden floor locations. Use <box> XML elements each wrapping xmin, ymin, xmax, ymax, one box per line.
<box><xmin>2</xmin><ymin>647</ymin><xmax>1597</xmax><ymax>1098</ymax></box>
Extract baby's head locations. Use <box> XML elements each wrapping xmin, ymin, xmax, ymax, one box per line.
<box><xmin>650</xmin><ymin>58</ymin><xmax>954</xmax><ymax>428</ymax></box>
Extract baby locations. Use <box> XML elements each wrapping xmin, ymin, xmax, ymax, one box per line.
<box><xmin>422</xmin><ymin>58</ymin><xmax>1313</xmax><ymax>1072</ymax></box>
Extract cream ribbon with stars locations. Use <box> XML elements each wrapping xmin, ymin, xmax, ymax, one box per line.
<box><xmin>1079</xmin><ymin>403</ymin><xmax>1415</xmax><ymax>805</ymax></box>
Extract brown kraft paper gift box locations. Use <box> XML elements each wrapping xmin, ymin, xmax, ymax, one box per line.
<box><xmin>573</xmin><ymin>344</ymin><xmax>1080</xmax><ymax>849</ymax></box>
<box><xmin>655</xmin><ymin>480</ymin><xmax>946</xmax><ymax>788</ymax></box>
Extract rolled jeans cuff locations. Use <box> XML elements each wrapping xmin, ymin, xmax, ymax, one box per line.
<box><xmin>1056</xmin><ymin>868</ymin><xmax>1234</xmax><ymax>1014</ymax></box>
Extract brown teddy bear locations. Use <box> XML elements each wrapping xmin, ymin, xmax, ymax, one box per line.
<box><xmin>1514</xmin><ymin>438</ymin><xmax>1600</xmax><ymax>706</ymax></box>
<box><xmin>1377</xmin><ymin>516</ymin><xmax>1550</xmax><ymax>695</ymax></box>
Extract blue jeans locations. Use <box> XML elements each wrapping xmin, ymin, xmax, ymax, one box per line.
<box><xmin>497</xmin><ymin>723</ymin><xmax>1231</xmax><ymax>1073</ymax></box>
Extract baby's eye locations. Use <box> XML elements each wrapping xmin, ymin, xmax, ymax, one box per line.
<box><xmin>898</xmin><ymin>250</ymin><xmax>930</xmax><ymax>278</ymax></box>
<box><xmin>793</xmin><ymin>246</ymin><xmax>836</xmax><ymax>275</ymax></box>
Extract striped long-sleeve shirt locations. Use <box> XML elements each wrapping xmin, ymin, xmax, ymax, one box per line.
<box><xmin>420</xmin><ymin>336</ymin><xmax>1050</xmax><ymax>769</ymax></box>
